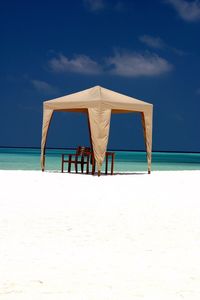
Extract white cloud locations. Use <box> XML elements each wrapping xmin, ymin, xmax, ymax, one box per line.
<box><xmin>139</xmin><ymin>34</ymin><xmax>187</xmax><ymax>56</ymax></box>
<box><xmin>165</xmin><ymin>0</ymin><xmax>200</xmax><ymax>21</ymax></box>
<box><xmin>106</xmin><ymin>51</ymin><xmax>173</xmax><ymax>77</ymax></box>
<box><xmin>48</xmin><ymin>50</ymin><xmax>173</xmax><ymax>78</ymax></box>
<box><xmin>49</xmin><ymin>54</ymin><xmax>102</xmax><ymax>75</ymax></box>
<box><xmin>83</xmin><ymin>0</ymin><xmax>105</xmax><ymax>11</ymax></box>
<box><xmin>139</xmin><ymin>35</ymin><xmax>165</xmax><ymax>49</ymax></box>
<box><xmin>31</xmin><ymin>80</ymin><xmax>58</xmax><ymax>94</ymax></box>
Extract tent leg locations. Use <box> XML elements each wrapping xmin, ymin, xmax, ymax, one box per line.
<box><xmin>42</xmin><ymin>154</ymin><xmax>46</xmax><ymax>172</ymax></box>
<box><xmin>141</xmin><ymin>112</ymin><xmax>152</xmax><ymax>175</ymax></box>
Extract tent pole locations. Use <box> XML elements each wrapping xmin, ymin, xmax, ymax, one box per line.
<box><xmin>42</xmin><ymin>146</ymin><xmax>46</xmax><ymax>172</ymax></box>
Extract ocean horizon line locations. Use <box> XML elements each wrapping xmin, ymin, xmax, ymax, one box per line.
<box><xmin>0</xmin><ymin>146</ymin><xmax>200</xmax><ymax>154</ymax></box>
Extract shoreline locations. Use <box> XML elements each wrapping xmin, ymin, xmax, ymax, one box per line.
<box><xmin>0</xmin><ymin>169</ymin><xmax>200</xmax><ymax>173</ymax></box>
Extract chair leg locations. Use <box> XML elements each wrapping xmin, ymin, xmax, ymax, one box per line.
<box><xmin>111</xmin><ymin>154</ymin><xmax>114</xmax><ymax>175</ymax></box>
<box><xmin>61</xmin><ymin>155</ymin><xmax>64</xmax><ymax>173</ymax></box>
<box><xmin>86</xmin><ymin>155</ymin><xmax>89</xmax><ymax>174</ymax></box>
<box><xmin>68</xmin><ymin>155</ymin><xmax>71</xmax><ymax>173</ymax></box>
<box><xmin>105</xmin><ymin>153</ymin><xmax>108</xmax><ymax>175</ymax></box>
<box><xmin>68</xmin><ymin>162</ymin><xmax>71</xmax><ymax>173</ymax></box>
<box><xmin>92</xmin><ymin>155</ymin><xmax>96</xmax><ymax>175</ymax></box>
<box><xmin>81</xmin><ymin>156</ymin><xmax>84</xmax><ymax>173</ymax></box>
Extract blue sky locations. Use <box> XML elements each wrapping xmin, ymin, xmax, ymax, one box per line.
<box><xmin>1</xmin><ymin>0</ymin><xmax>200</xmax><ymax>151</ymax></box>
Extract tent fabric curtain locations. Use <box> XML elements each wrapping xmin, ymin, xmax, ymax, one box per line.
<box><xmin>41</xmin><ymin>86</ymin><xmax>153</xmax><ymax>173</ymax></box>
<box><xmin>88</xmin><ymin>107</ymin><xmax>111</xmax><ymax>170</ymax></box>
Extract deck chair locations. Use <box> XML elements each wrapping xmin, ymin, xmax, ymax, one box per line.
<box><xmin>61</xmin><ymin>146</ymin><xmax>91</xmax><ymax>174</ymax></box>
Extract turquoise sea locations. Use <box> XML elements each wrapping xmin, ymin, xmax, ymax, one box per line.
<box><xmin>0</xmin><ymin>147</ymin><xmax>199</xmax><ymax>172</ymax></box>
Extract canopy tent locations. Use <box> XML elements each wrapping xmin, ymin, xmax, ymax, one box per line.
<box><xmin>41</xmin><ymin>86</ymin><xmax>153</xmax><ymax>174</ymax></box>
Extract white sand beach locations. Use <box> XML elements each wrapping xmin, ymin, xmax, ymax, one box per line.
<box><xmin>0</xmin><ymin>170</ymin><xmax>200</xmax><ymax>300</ymax></box>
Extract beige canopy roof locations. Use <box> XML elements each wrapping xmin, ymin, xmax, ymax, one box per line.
<box><xmin>41</xmin><ymin>85</ymin><xmax>153</xmax><ymax>173</ymax></box>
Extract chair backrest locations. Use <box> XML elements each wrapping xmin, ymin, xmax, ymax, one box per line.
<box><xmin>76</xmin><ymin>146</ymin><xmax>91</xmax><ymax>155</ymax></box>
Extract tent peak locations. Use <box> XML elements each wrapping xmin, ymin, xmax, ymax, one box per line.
<box><xmin>90</xmin><ymin>85</ymin><xmax>102</xmax><ymax>97</ymax></box>
<box><xmin>44</xmin><ymin>85</ymin><xmax>153</xmax><ymax>108</ymax></box>
<box><xmin>90</xmin><ymin>85</ymin><xmax>104</xmax><ymax>94</ymax></box>
<box><xmin>92</xmin><ymin>85</ymin><xmax>103</xmax><ymax>89</ymax></box>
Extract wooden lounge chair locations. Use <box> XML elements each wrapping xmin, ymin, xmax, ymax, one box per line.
<box><xmin>61</xmin><ymin>146</ymin><xmax>91</xmax><ymax>174</ymax></box>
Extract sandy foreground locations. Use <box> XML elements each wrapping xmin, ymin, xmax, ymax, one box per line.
<box><xmin>0</xmin><ymin>170</ymin><xmax>200</xmax><ymax>300</ymax></box>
